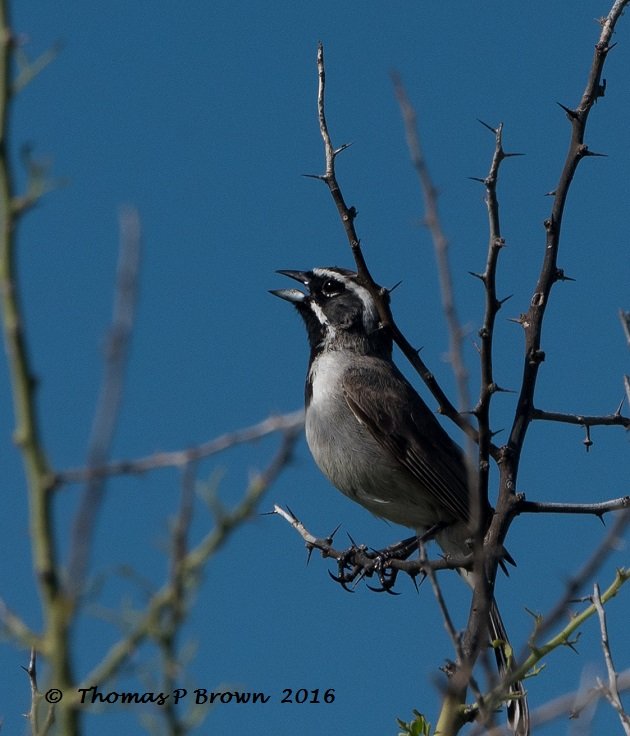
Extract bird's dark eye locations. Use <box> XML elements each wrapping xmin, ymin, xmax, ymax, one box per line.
<box><xmin>321</xmin><ymin>278</ymin><xmax>345</xmax><ymax>298</ymax></box>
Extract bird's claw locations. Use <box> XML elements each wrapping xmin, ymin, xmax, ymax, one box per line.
<box><xmin>329</xmin><ymin>535</ymin><xmax>421</xmax><ymax>594</ymax></box>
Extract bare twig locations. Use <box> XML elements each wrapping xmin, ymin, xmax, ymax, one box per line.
<box><xmin>157</xmin><ymin>461</ymin><xmax>197</xmax><ymax>736</ymax></box>
<box><xmin>593</xmin><ymin>583</ymin><xmax>630</xmax><ymax>733</ymax></box>
<box><xmin>67</xmin><ymin>206</ymin><xmax>141</xmax><ymax>594</ymax></box>
<box><xmin>391</xmin><ymin>72</ymin><xmax>469</xmax><ymax>413</ymax></box>
<box><xmin>0</xmin><ymin>597</ymin><xmax>40</xmax><ymax>650</ymax></box>
<box><xmin>484</xmin><ymin>568</ymin><xmax>630</xmax><ymax>731</ymax></box>
<box><xmin>620</xmin><ymin>309</ymin><xmax>630</xmax><ymax>348</ymax></box>
<box><xmin>77</xmin><ymin>427</ymin><xmax>300</xmax><ymax>699</ymax></box>
<box><xmin>529</xmin><ymin>509</ymin><xmax>630</xmax><ymax>647</ymax></box>
<box><xmin>517</xmin><ymin>496</ymin><xmax>630</xmax><ymax>517</ymax></box>
<box><xmin>13</xmin><ymin>39</ymin><xmax>63</xmax><ymax>94</ymax></box>
<box><xmin>482</xmin><ymin>669</ymin><xmax>630</xmax><ymax>735</ymax></box>
<box><xmin>420</xmin><ymin>542</ymin><xmax>463</xmax><ymax>657</ymax></box>
<box><xmin>56</xmin><ymin>409</ymin><xmax>304</xmax><ymax>485</ymax></box>
<box><xmin>531</xmin><ymin>407</ymin><xmax>630</xmax><ymax>429</ymax></box>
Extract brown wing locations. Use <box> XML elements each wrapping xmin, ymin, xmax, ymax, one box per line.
<box><xmin>342</xmin><ymin>361</ymin><xmax>470</xmax><ymax>523</ymax></box>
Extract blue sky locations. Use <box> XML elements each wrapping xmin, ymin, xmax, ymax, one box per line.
<box><xmin>1</xmin><ymin>2</ymin><xmax>629</xmax><ymax>734</ymax></box>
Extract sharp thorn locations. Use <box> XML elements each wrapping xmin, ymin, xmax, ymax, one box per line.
<box><xmin>468</xmin><ymin>176</ymin><xmax>486</xmax><ymax>184</ymax></box>
<box><xmin>583</xmin><ymin>425</ymin><xmax>593</xmax><ymax>452</ymax></box>
<box><xmin>334</xmin><ymin>142</ymin><xmax>354</xmax><ymax>156</ymax></box>
<box><xmin>387</xmin><ymin>280</ymin><xmax>403</xmax><ymax>294</ymax></box>
<box><xmin>502</xmin><ymin>549</ymin><xmax>517</xmax><ymax>568</ymax></box>
<box><xmin>477</xmin><ymin>118</ymin><xmax>497</xmax><ymax>134</ymax></box>
<box><xmin>499</xmin><ymin>293</ymin><xmax>513</xmax><ymax>305</ymax></box>
<box><xmin>555</xmin><ymin>268</ymin><xmax>576</xmax><ymax>282</ymax></box>
<box><xmin>302</xmin><ymin>173</ymin><xmax>327</xmax><ymax>181</ymax></box>
<box><xmin>468</xmin><ymin>270</ymin><xmax>485</xmax><ymax>282</ymax></box>
<box><xmin>503</xmin><ymin>152</ymin><xmax>525</xmax><ymax>158</ymax></box>
<box><xmin>557</xmin><ymin>102</ymin><xmax>578</xmax><ymax>119</ymax></box>
<box><xmin>327</xmin><ymin>523</ymin><xmax>342</xmax><ymax>543</ymax></box>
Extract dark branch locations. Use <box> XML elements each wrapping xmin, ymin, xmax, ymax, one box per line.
<box><xmin>313</xmin><ymin>43</ymin><xmax>490</xmax><ymax>455</ymax></box>
<box><xmin>517</xmin><ymin>496</ymin><xmax>630</xmax><ymax>517</ymax></box>
<box><xmin>507</xmin><ymin>4</ymin><xmax>628</xmax><ymax>470</ymax></box>
<box><xmin>531</xmin><ymin>408</ymin><xmax>630</xmax><ymax>429</ymax></box>
<box><xmin>273</xmin><ymin>504</ymin><xmax>474</xmax><ymax>584</ymax></box>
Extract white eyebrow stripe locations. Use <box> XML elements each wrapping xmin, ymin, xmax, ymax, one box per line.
<box><xmin>312</xmin><ymin>267</ymin><xmax>345</xmax><ymax>280</ymax></box>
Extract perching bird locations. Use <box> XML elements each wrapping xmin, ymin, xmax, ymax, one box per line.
<box><xmin>272</xmin><ymin>266</ymin><xmax>528</xmax><ymax>735</ymax></box>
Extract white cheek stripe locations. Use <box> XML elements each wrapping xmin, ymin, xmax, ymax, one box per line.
<box><xmin>310</xmin><ymin>300</ymin><xmax>329</xmax><ymax>326</ymax></box>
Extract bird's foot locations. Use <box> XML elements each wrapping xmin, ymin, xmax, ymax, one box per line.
<box><xmin>329</xmin><ymin>534</ymin><xmax>422</xmax><ymax>594</ymax></box>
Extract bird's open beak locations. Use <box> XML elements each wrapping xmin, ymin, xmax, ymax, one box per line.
<box><xmin>269</xmin><ymin>270</ymin><xmax>310</xmax><ymax>303</ymax></box>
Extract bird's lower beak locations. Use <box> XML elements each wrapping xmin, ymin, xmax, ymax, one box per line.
<box><xmin>270</xmin><ymin>269</ymin><xmax>310</xmax><ymax>303</ymax></box>
<box><xmin>269</xmin><ymin>287</ymin><xmax>306</xmax><ymax>303</ymax></box>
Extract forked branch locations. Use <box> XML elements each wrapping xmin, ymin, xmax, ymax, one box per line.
<box><xmin>312</xmin><ymin>43</ymin><xmax>489</xmax><ymax>454</ymax></box>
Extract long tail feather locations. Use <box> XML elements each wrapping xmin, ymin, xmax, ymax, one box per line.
<box><xmin>489</xmin><ymin>600</ymin><xmax>530</xmax><ymax>736</ymax></box>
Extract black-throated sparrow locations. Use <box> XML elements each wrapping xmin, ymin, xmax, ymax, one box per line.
<box><xmin>272</xmin><ymin>266</ymin><xmax>528</xmax><ymax>735</ymax></box>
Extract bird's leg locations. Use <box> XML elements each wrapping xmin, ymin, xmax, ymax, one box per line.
<box><xmin>367</xmin><ymin>523</ymin><xmax>447</xmax><ymax>593</ymax></box>
<box><xmin>328</xmin><ymin>524</ymin><xmax>448</xmax><ymax>594</ymax></box>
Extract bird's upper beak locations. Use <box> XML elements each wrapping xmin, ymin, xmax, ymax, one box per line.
<box><xmin>269</xmin><ymin>269</ymin><xmax>310</xmax><ymax>303</ymax></box>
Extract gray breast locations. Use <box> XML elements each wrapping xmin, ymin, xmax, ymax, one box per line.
<box><xmin>305</xmin><ymin>351</ymin><xmax>442</xmax><ymax>530</ymax></box>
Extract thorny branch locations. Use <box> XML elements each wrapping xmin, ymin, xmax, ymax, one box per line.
<box><xmin>531</xmin><ymin>407</ymin><xmax>630</xmax><ymax>430</ymax></box>
<box><xmin>292</xmin><ymin>7</ymin><xmax>630</xmax><ymax>731</ymax></box>
<box><xmin>390</xmin><ymin>86</ymin><xmax>520</xmax><ymax>732</ymax></box>
<box><xmin>311</xmin><ymin>42</ymin><xmax>491</xmax><ymax>455</ymax></box>
<box><xmin>273</xmin><ymin>505</ymin><xmax>474</xmax><ymax>585</ymax></box>
<box><xmin>518</xmin><ymin>496</ymin><xmax>630</xmax><ymax>517</ymax></box>
<box><xmin>506</xmin><ymin>1</ymin><xmax>630</xmax><ymax>472</ymax></box>
<box><xmin>468</xmin><ymin>121</ymin><xmax>520</xmax><ymax>506</ymax></box>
